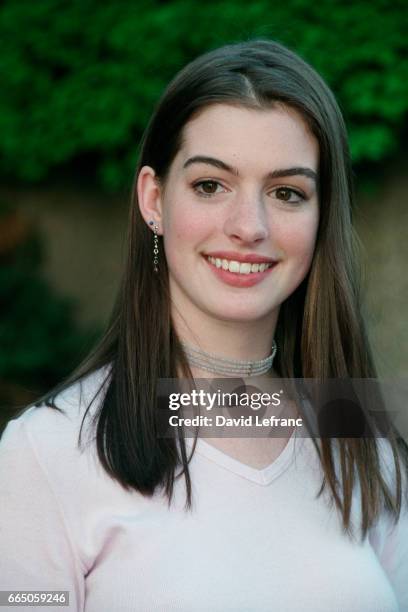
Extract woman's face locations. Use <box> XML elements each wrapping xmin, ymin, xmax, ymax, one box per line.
<box><xmin>143</xmin><ymin>103</ymin><xmax>319</xmax><ymax>328</ymax></box>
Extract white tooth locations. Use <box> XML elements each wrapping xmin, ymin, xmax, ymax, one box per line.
<box><xmin>209</xmin><ymin>257</ymin><xmax>271</xmax><ymax>273</ymax></box>
<box><xmin>228</xmin><ymin>260</ymin><xmax>240</xmax><ymax>273</ymax></box>
<box><xmin>239</xmin><ymin>262</ymin><xmax>251</xmax><ymax>274</ymax></box>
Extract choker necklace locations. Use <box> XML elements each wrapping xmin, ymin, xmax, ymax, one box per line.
<box><xmin>180</xmin><ymin>340</ymin><xmax>277</xmax><ymax>377</ymax></box>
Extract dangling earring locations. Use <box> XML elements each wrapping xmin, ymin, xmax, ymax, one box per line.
<box><xmin>149</xmin><ymin>220</ymin><xmax>159</xmax><ymax>273</ymax></box>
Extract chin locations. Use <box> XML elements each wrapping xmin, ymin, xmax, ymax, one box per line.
<box><xmin>207</xmin><ymin>303</ymin><xmax>278</xmax><ymax>323</ymax></box>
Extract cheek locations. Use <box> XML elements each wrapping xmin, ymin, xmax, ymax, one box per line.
<box><xmin>162</xmin><ymin>208</ymin><xmax>212</xmax><ymax>273</ymax></box>
<box><xmin>163</xmin><ymin>198</ymin><xmax>214</xmax><ymax>248</ymax></box>
<box><xmin>277</xmin><ymin>212</ymin><xmax>319</xmax><ymax>266</ymax></box>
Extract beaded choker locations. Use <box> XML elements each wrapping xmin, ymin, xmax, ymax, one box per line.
<box><xmin>181</xmin><ymin>340</ymin><xmax>277</xmax><ymax>377</ymax></box>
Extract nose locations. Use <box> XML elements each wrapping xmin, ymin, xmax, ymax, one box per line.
<box><xmin>224</xmin><ymin>192</ymin><xmax>269</xmax><ymax>244</ymax></box>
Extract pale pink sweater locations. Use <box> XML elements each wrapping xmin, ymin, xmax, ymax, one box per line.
<box><xmin>0</xmin><ymin>368</ymin><xmax>407</xmax><ymax>611</ymax></box>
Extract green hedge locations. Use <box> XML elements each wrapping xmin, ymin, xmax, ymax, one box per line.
<box><xmin>0</xmin><ymin>0</ymin><xmax>407</xmax><ymax>191</ymax></box>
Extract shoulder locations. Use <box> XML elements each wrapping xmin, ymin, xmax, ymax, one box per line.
<box><xmin>0</xmin><ymin>365</ymin><xmax>113</xmax><ymax>589</ymax></box>
<box><xmin>368</xmin><ymin>438</ymin><xmax>408</xmax><ymax>607</ymax></box>
<box><xmin>0</xmin><ymin>364</ymin><xmax>113</xmax><ymax>476</ymax></box>
<box><xmin>368</xmin><ymin>436</ymin><xmax>408</xmax><ymax>550</ymax></box>
<box><xmin>376</xmin><ymin>436</ymin><xmax>408</xmax><ymax>496</ymax></box>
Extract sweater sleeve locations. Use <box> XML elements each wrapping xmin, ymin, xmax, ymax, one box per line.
<box><xmin>368</xmin><ymin>441</ymin><xmax>408</xmax><ymax>611</ymax></box>
<box><xmin>0</xmin><ymin>414</ymin><xmax>85</xmax><ymax>612</ymax></box>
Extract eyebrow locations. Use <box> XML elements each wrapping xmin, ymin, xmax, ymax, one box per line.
<box><xmin>183</xmin><ymin>155</ymin><xmax>318</xmax><ymax>183</ymax></box>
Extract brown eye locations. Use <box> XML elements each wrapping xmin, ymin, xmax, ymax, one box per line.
<box><xmin>193</xmin><ymin>180</ymin><xmax>224</xmax><ymax>197</ymax></box>
<box><xmin>201</xmin><ymin>181</ymin><xmax>218</xmax><ymax>193</ymax></box>
<box><xmin>276</xmin><ymin>188</ymin><xmax>292</xmax><ymax>201</ymax></box>
<box><xmin>273</xmin><ymin>187</ymin><xmax>305</xmax><ymax>204</ymax></box>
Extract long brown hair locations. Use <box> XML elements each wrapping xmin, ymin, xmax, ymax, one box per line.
<box><xmin>35</xmin><ymin>38</ymin><xmax>407</xmax><ymax>537</ymax></box>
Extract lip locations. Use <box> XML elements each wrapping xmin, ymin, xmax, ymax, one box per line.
<box><xmin>203</xmin><ymin>255</ymin><xmax>277</xmax><ymax>288</ymax></box>
<box><xmin>204</xmin><ymin>251</ymin><xmax>278</xmax><ymax>264</ymax></box>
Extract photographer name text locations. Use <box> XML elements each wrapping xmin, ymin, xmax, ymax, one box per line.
<box><xmin>168</xmin><ymin>415</ymin><xmax>303</xmax><ymax>427</ymax></box>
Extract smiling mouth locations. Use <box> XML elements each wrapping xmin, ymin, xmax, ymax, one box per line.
<box><xmin>206</xmin><ymin>255</ymin><xmax>274</xmax><ymax>275</ymax></box>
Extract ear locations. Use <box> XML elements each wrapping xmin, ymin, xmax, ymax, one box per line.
<box><xmin>136</xmin><ymin>166</ymin><xmax>164</xmax><ymax>234</ymax></box>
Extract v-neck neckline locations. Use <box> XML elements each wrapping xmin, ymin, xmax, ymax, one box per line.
<box><xmin>185</xmin><ymin>427</ymin><xmax>302</xmax><ymax>486</ymax></box>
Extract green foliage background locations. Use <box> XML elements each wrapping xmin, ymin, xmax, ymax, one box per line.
<box><xmin>0</xmin><ymin>0</ymin><xmax>407</xmax><ymax>192</ymax></box>
<box><xmin>0</xmin><ymin>0</ymin><xmax>407</xmax><ymax>408</ymax></box>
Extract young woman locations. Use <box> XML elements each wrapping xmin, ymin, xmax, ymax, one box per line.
<box><xmin>1</xmin><ymin>39</ymin><xmax>407</xmax><ymax>611</ymax></box>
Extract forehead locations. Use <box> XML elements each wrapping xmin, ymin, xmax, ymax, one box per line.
<box><xmin>175</xmin><ymin>103</ymin><xmax>319</xmax><ymax>172</ymax></box>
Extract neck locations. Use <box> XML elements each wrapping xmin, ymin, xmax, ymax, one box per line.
<box><xmin>172</xmin><ymin>303</ymin><xmax>279</xmax><ymax>375</ymax></box>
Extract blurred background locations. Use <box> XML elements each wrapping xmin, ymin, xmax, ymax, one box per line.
<box><xmin>0</xmin><ymin>0</ymin><xmax>407</xmax><ymax>426</ymax></box>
